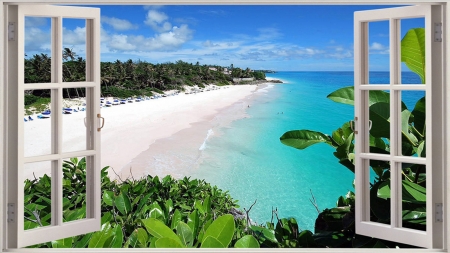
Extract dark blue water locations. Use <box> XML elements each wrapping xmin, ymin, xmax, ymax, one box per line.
<box><xmin>192</xmin><ymin>71</ymin><xmax>422</xmax><ymax>231</ymax></box>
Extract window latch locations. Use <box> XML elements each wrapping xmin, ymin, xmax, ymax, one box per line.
<box><xmin>7</xmin><ymin>203</ymin><xmax>15</xmax><ymax>222</ymax></box>
<box><xmin>436</xmin><ymin>203</ymin><xmax>443</xmax><ymax>222</ymax></box>
<box><xmin>435</xmin><ymin>23</ymin><xmax>442</xmax><ymax>42</ymax></box>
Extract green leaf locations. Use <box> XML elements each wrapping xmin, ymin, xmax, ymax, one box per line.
<box><xmin>327</xmin><ymin>86</ymin><xmax>355</xmax><ymax>105</ymax></box>
<box><xmin>403</xmin><ymin>180</ymin><xmax>426</xmax><ymax>203</ymax></box>
<box><xmin>280</xmin><ymin>130</ymin><xmax>332</xmax><ymax>149</ymax></box>
<box><xmin>171</xmin><ymin>209</ymin><xmax>182</xmax><ymax>230</ymax></box>
<box><xmin>203</xmin><ymin>196</ymin><xmax>211</xmax><ymax>214</ymax></box>
<box><xmin>187</xmin><ymin>210</ymin><xmax>199</xmax><ymax>237</ymax></box>
<box><xmin>148</xmin><ymin>202</ymin><xmax>164</xmax><ymax>221</ymax></box>
<box><xmin>88</xmin><ymin>222</ymin><xmax>114</xmax><ymax>248</ymax></box>
<box><xmin>412</xmin><ymin>97</ymin><xmax>426</xmax><ymax>135</ymax></box>
<box><xmin>250</xmin><ymin>226</ymin><xmax>277</xmax><ymax>243</ymax></box>
<box><xmin>401</xmin><ymin>28</ymin><xmax>425</xmax><ymax>83</ymax></box>
<box><xmin>125</xmin><ymin>228</ymin><xmax>148</xmax><ymax>248</ymax></box>
<box><xmin>327</xmin><ymin>86</ymin><xmax>390</xmax><ymax>106</ymax></box>
<box><xmin>141</xmin><ymin>218</ymin><xmax>183</xmax><ymax>246</ymax></box>
<box><xmin>234</xmin><ymin>235</ymin><xmax>260</xmax><ymax>248</ymax></box>
<box><xmin>177</xmin><ymin>221</ymin><xmax>194</xmax><ymax>247</ymax></box>
<box><xmin>73</xmin><ymin>233</ymin><xmax>93</xmax><ymax>248</ymax></box>
<box><xmin>103</xmin><ymin>225</ymin><xmax>123</xmax><ymax>248</ymax></box>
<box><xmin>201</xmin><ymin>236</ymin><xmax>225</xmax><ymax>248</ymax></box>
<box><xmin>114</xmin><ymin>192</ymin><xmax>131</xmax><ymax>215</ymax></box>
<box><xmin>202</xmin><ymin>214</ymin><xmax>235</xmax><ymax>247</ymax></box>
<box><xmin>154</xmin><ymin>238</ymin><xmax>184</xmax><ymax>248</ymax></box>
<box><xmin>51</xmin><ymin>237</ymin><xmax>72</xmax><ymax>248</ymax></box>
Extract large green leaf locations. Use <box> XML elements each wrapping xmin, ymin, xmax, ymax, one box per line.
<box><xmin>200</xmin><ymin>236</ymin><xmax>225</xmax><ymax>248</ymax></box>
<box><xmin>234</xmin><ymin>235</ymin><xmax>260</xmax><ymax>248</ymax></box>
<box><xmin>187</xmin><ymin>210</ymin><xmax>199</xmax><ymax>237</ymax></box>
<box><xmin>141</xmin><ymin>218</ymin><xmax>183</xmax><ymax>246</ymax></box>
<box><xmin>411</xmin><ymin>97</ymin><xmax>426</xmax><ymax>135</ymax></box>
<box><xmin>327</xmin><ymin>87</ymin><xmax>390</xmax><ymax>106</ymax></box>
<box><xmin>401</xmin><ymin>28</ymin><xmax>425</xmax><ymax>83</ymax></box>
<box><xmin>202</xmin><ymin>214</ymin><xmax>235</xmax><ymax>248</ymax></box>
<box><xmin>51</xmin><ymin>237</ymin><xmax>72</xmax><ymax>248</ymax></box>
<box><xmin>170</xmin><ymin>209</ymin><xmax>182</xmax><ymax>230</ymax></box>
<box><xmin>402</xmin><ymin>180</ymin><xmax>426</xmax><ymax>204</ymax></box>
<box><xmin>114</xmin><ymin>192</ymin><xmax>131</xmax><ymax>215</ymax></box>
<box><xmin>102</xmin><ymin>191</ymin><xmax>114</xmax><ymax>206</ymax></box>
<box><xmin>88</xmin><ymin>223</ymin><xmax>114</xmax><ymax>248</ymax></box>
<box><xmin>103</xmin><ymin>225</ymin><xmax>124</xmax><ymax>248</ymax></box>
<box><xmin>280</xmin><ymin>130</ymin><xmax>332</xmax><ymax>149</ymax></box>
<box><xmin>154</xmin><ymin>238</ymin><xmax>184</xmax><ymax>248</ymax></box>
<box><xmin>125</xmin><ymin>228</ymin><xmax>148</xmax><ymax>248</ymax></box>
<box><xmin>176</xmin><ymin>221</ymin><xmax>193</xmax><ymax>247</ymax></box>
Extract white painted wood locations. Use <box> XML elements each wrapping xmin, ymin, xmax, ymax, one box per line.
<box><xmin>4</xmin><ymin>5</ymin><xmax>101</xmax><ymax>248</ymax></box>
<box><xmin>354</xmin><ymin>4</ymin><xmax>444</xmax><ymax>249</ymax></box>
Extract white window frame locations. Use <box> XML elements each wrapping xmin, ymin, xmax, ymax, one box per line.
<box><xmin>0</xmin><ymin>1</ymin><xmax>448</xmax><ymax>253</ymax></box>
<box><xmin>354</xmin><ymin>5</ymin><xmax>444</xmax><ymax>248</ymax></box>
<box><xmin>3</xmin><ymin>4</ymin><xmax>102</xmax><ymax>249</ymax></box>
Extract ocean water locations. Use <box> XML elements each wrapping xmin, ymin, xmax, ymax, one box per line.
<box><xmin>190</xmin><ymin>71</ymin><xmax>422</xmax><ymax>231</ymax></box>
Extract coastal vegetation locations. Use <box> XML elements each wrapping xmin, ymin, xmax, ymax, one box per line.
<box><xmin>24</xmin><ymin>50</ymin><xmax>266</xmax><ymax>100</ymax></box>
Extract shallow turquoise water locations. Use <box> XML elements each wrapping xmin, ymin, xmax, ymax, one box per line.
<box><xmin>191</xmin><ymin>71</ymin><xmax>422</xmax><ymax>231</ymax></box>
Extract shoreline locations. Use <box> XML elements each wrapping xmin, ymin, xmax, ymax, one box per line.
<box><xmin>116</xmin><ymin>83</ymin><xmax>273</xmax><ymax>180</ymax></box>
<box><xmin>23</xmin><ymin>83</ymin><xmax>276</xmax><ymax>180</ymax></box>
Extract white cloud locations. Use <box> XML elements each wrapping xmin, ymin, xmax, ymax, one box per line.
<box><xmin>103</xmin><ymin>24</ymin><xmax>193</xmax><ymax>52</ymax></box>
<box><xmin>144</xmin><ymin>9</ymin><xmax>172</xmax><ymax>32</ymax></box>
<box><xmin>255</xmin><ymin>27</ymin><xmax>283</xmax><ymax>41</ymax></box>
<box><xmin>25</xmin><ymin>27</ymin><xmax>51</xmax><ymax>52</ymax></box>
<box><xmin>369</xmin><ymin>42</ymin><xmax>389</xmax><ymax>54</ymax></box>
<box><xmin>25</xmin><ymin>17</ymin><xmax>48</xmax><ymax>27</ymax></box>
<box><xmin>102</xmin><ymin>16</ymin><xmax>138</xmax><ymax>31</ymax></box>
<box><xmin>63</xmin><ymin>27</ymin><xmax>86</xmax><ymax>45</ymax></box>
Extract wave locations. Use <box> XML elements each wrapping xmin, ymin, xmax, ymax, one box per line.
<box><xmin>199</xmin><ymin>128</ymin><xmax>214</xmax><ymax>151</ymax></box>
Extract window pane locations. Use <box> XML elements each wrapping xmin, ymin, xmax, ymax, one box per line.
<box><xmin>24</xmin><ymin>17</ymin><xmax>52</xmax><ymax>84</ymax></box>
<box><xmin>62</xmin><ymin>18</ymin><xmax>86</xmax><ymax>82</ymax></box>
<box><xmin>368</xmin><ymin>90</ymin><xmax>390</xmax><ymax>154</ymax></box>
<box><xmin>401</xmin><ymin>163</ymin><xmax>426</xmax><ymax>231</ymax></box>
<box><xmin>24</xmin><ymin>89</ymin><xmax>53</xmax><ymax>157</ymax></box>
<box><xmin>400</xmin><ymin>91</ymin><xmax>426</xmax><ymax>157</ymax></box>
<box><xmin>368</xmin><ymin>20</ymin><xmax>390</xmax><ymax>85</ymax></box>
<box><xmin>62</xmin><ymin>157</ymin><xmax>88</xmax><ymax>223</ymax></box>
<box><xmin>62</xmin><ymin>88</ymin><xmax>88</xmax><ymax>153</ymax></box>
<box><xmin>400</xmin><ymin>18</ymin><xmax>425</xmax><ymax>85</ymax></box>
<box><xmin>24</xmin><ymin>161</ymin><xmax>52</xmax><ymax>230</ymax></box>
<box><xmin>368</xmin><ymin>159</ymin><xmax>391</xmax><ymax>224</ymax></box>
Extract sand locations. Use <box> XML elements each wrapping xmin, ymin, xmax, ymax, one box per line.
<box><xmin>23</xmin><ymin>84</ymin><xmax>261</xmax><ymax>180</ymax></box>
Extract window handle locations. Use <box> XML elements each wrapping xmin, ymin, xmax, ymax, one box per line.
<box><xmin>350</xmin><ymin>117</ymin><xmax>358</xmax><ymax>134</ymax></box>
<box><xmin>350</xmin><ymin>118</ymin><xmax>372</xmax><ymax>134</ymax></box>
<box><xmin>97</xmin><ymin>114</ymin><xmax>105</xmax><ymax>132</ymax></box>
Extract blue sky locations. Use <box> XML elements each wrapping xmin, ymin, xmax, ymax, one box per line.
<box><xmin>24</xmin><ymin>5</ymin><xmax>424</xmax><ymax>71</ymax></box>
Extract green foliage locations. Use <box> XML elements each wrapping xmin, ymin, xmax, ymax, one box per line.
<box><xmin>401</xmin><ymin>28</ymin><xmax>425</xmax><ymax>83</ymax></box>
<box><xmin>24</xmin><ymin>158</ymin><xmax>256</xmax><ymax>248</ymax></box>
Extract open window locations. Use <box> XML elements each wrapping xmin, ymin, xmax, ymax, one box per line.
<box><xmin>5</xmin><ymin>5</ymin><xmax>101</xmax><ymax>248</ymax></box>
<box><xmin>354</xmin><ymin>5</ymin><xmax>444</xmax><ymax>248</ymax></box>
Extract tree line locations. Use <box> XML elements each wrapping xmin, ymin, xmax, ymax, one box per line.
<box><xmin>24</xmin><ymin>48</ymin><xmax>266</xmax><ymax>99</ymax></box>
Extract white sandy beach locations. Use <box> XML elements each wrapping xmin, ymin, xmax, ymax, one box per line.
<box><xmin>23</xmin><ymin>84</ymin><xmax>261</xmax><ymax>180</ymax></box>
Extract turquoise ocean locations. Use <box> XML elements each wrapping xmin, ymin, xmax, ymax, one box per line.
<box><xmin>191</xmin><ymin>71</ymin><xmax>422</xmax><ymax>231</ymax></box>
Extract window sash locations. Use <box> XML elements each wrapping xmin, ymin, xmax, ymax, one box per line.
<box><xmin>354</xmin><ymin>5</ymin><xmax>444</xmax><ymax>248</ymax></box>
<box><xmin>5</xmin><ymin>5</ymin><xmax>101</xmax><ymax>248</ymax></box>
